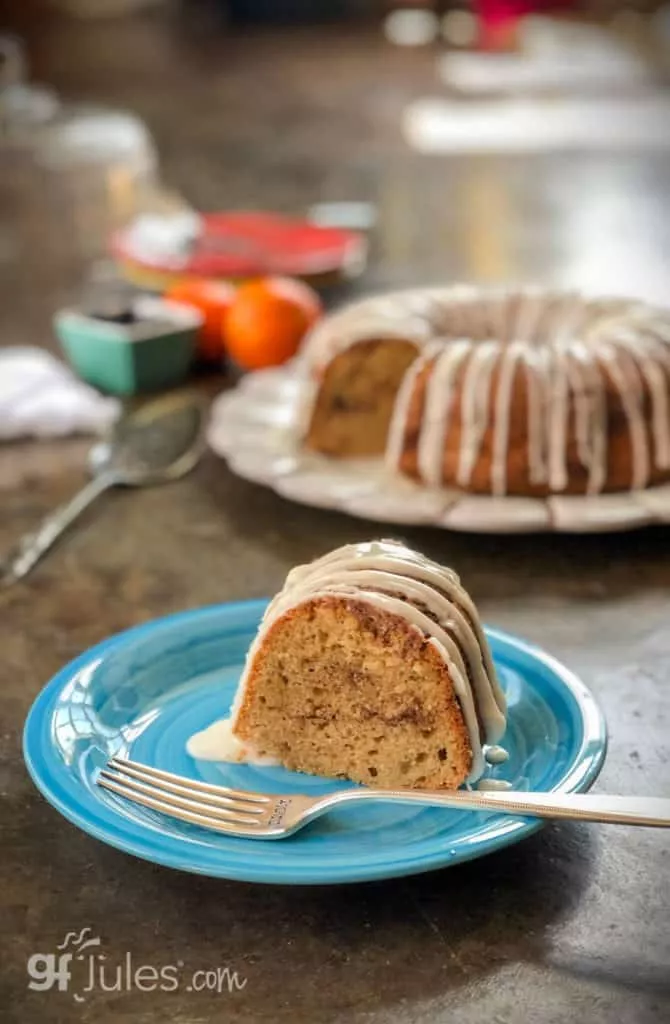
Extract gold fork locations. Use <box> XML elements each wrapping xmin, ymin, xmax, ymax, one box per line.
<box><xmin>96</xmin><ymin>757</ymin><xmax>670</xmax><ymax>839</ymax></box>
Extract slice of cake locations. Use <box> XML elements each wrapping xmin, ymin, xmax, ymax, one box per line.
<box><xmin>213</xmin><ymin>540</ymin><xmax>506</xmax><ymax>790</ymax></box>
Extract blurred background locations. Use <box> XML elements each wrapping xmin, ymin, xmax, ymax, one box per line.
<box><xmin>1</xmin><ymin>0</ymin><xmax>669</xmax><ymax>409</ymax></box>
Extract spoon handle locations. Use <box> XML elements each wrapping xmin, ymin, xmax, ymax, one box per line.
<box><xmin>2</xmin><ymin>473</ymin><xmax>114</xmax><ymax>586</ymax></box>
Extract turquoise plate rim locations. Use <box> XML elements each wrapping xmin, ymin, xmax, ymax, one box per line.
<box><xmin>23</xmin><ymin>600</ymin><xmax>608</xmax><ymax>885</ymax></box>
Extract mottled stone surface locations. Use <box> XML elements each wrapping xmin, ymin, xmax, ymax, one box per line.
<box><xmin>1</xmin><ymin>13</ymin><xmax>669</xmax><ymax>1024</ymax></box>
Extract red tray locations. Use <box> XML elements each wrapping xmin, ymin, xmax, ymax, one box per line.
<box><xmin>113</xmin><ymin>211</ymin><xmax>366</xmax><ymax>288</ymax></box>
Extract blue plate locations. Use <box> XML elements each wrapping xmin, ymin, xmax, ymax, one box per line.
<box><xmin>23</xmin><ymin>601</ymin><xmax>607</xmax><ymax>885</ymax></box>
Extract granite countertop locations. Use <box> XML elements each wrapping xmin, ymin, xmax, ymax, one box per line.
<box><xmin>1</xmin><ymin>13</ymin><xmax>669</xmax><ymax>1024</ymax></box>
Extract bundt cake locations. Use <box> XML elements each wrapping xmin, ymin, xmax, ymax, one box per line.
<box><xmin>211</xmin><ymin>540</ymin><xmax>506</xmax><ymax>790</ymax></box>
<box><xmin>300</xmin><ymin>287</ymin><xmax>670</xmax><ymax>497</ymax></box>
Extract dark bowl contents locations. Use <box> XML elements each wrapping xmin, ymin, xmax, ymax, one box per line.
<box><xmin>92</xmin><ymin>309</ymin><xmax>139</xmax><ymax>325</ymax></box>
<box><xmin>81</xmin><ymin>277</ymin><xmax>142</xmax><ymax>325</ymax></box>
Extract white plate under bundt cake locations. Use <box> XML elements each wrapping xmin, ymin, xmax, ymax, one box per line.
<box><xmin>300</xmin><ymin>287</ymin><xmax>670</xmax><ymax>498</ymax></box>
<box><xmin>189</xmin><ymin>540</ymin><xmax>506</xmax><ymax>790</ymax></box>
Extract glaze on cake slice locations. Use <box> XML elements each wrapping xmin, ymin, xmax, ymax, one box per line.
<box><xmin>213</xmin><ymin>540</ymin><xmax>506</xmax><ymax>790</ymax></box>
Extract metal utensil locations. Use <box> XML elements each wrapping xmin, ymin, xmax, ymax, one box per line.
<box><xmin>2</xmin><ymin>392</ymin><xmax>206</xmax><ymax>585</ymax></box>
<box><xmin>97</xmin><ymin>757</ymin><xmax>670</xmax><ymax>840</ymax></box>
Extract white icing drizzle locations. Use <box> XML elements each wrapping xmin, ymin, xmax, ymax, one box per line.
<box><xmin>547</xmin><ymin>349</ymin><xmax>570</xmax><ymax>493</ymax></box>
<box><xmin>518</xmin><ymin>294</ymin><xmax>555</xmax><ymax>486</ymax></box>
<box><xmin>610</xmin><ymin>328</ymin><xmax>670</xmax><ymax>471</ymax></box>
<box><xmin>457</xmin><ymin>341</ymin><xmax>499</xmax><ymax>488</ymax></box>
<box><xmin>598</xmin><ymin>343</ymin><xmax>650</xmax><ymax>489</ymax></box>
<box><xmin>564</xmin><ymin>353</ymin><xmax>590</xmax><ymax>476</ymax></box>
<box><xmin>524</xmin><ymin>346</ymin><xmax>549</xmax><ymax>486</ymax></box>
<box><xmin>568</xmin><ymin>339</ymin><xmax>609</xmax><ymax>494</ymax></box>
<box><xmin>484</xmin><ymin>744</ymin><xmax>510</xmax><ymax>765</ymax></box>
<box><xmin>187</xmin><ymin>717</ymin><xmax>281</xmax><ymax>766</ymax></box>
<box><xmin>385</xmin><ymin>341</ymin><xmax>443</xmax><ymax>473</ymax></box>
<box><xmin>205</xmin><ymin>540</ymin><xmax>505</xmax><ymax>785</ymax></box>
<box><xmin>417</xmin><ymin>340</ymin><xmax>471</xmax><ymax>485</ymax></box>
<box><xmin>491</xmin><ymin>341</ymin><xmax>525</xmax><ymax>496</ymax></box>
<box><xmin>547</xmin><ymin>295</ymin><xmax>584</xmax><ymax>493</ymax></box>
<box><xmin>300</xmin><ymin>285</ymin><xmax>670</xmax><ymax>496</ymax></box>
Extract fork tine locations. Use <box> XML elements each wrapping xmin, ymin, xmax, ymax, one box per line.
<box><xmin>98</xmin><ymin>770</ymin><xmax>264</xmax><ymax>835</ymax></box>
<box><xmin>99</xmin><ymin>769</ymin><xmax>265</xmax><ymax>825</ymax></box>
<box><xmin>109</xmin><ymin>756</ymin><xmax>269</xmax><ymax>805</ymax></box>
<box><xmin>105</xmin><ymin>762</ymin><xmax>266</xmax><ymax>815</ymax></box>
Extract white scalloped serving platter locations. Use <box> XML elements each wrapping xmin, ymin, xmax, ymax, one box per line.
<box><xmin>207</xmin><ymin>367</ymin><xmax>670</xmax><ymax>534</ymax></box>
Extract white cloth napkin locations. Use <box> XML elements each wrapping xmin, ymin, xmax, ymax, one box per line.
<box><xmin>0</xmin><ymin>347</ymin><xmax>120</xmax><ymax>441</ymax></box>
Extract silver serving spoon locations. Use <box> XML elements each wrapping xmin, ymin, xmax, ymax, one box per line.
<box><xmin>2</xmin><ymin>392</ymin><xmax>206</xmax><ymax>586</ymax></box>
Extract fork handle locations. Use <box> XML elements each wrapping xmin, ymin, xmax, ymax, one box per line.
<box><xmin>323</xmin><ymin>789</ymin><xmax>670</xmax><ymax>827</ymax></box>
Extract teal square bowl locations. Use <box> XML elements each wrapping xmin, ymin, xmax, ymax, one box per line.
<box><xmin>55</xmin><ymin>297</ymin><xmax>203</xmax><ymax>395</ymax></box>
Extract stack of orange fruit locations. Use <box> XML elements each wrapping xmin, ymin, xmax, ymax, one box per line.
<box><xmin>165</xmin><ymin>275</ymin><xmax>322</xmax><ymax>370</ymax></box>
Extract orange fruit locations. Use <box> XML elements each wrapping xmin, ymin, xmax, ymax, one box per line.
<box><xmin>224</xmin><ymin>276</ymin><xmax>322</xmax><ymax>371</ymax></box>
<box><xmin>165</xmin><ymin>278</ymin><xmax>236</xmax><ymax>362</ymax></box>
